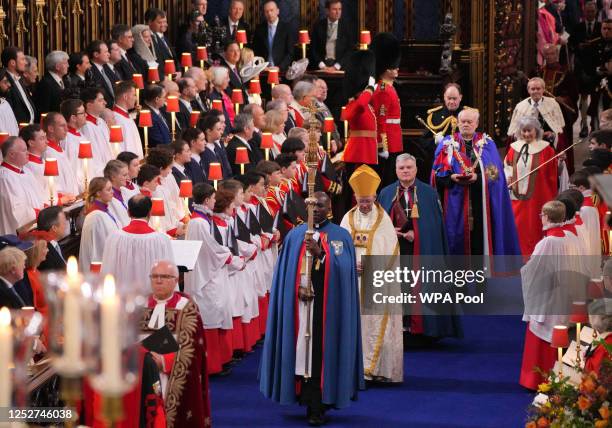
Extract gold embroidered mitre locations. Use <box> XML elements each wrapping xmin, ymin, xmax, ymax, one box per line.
<box><xmin>348</xmin><ymin>164</ymin><xmax>381</xmax><ymax>197</ymax></box>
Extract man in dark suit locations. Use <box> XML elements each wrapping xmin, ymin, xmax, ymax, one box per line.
<box><xmin>0</xmin><ymin>236</ymin><xmax>31</xmax><ymax>309</ymax></box>
<box><xmin>170</xmin><ymin>140</ymin><xmax>194</xmax><ymax>185</ymax></box>
<box><xmin>223</xmin><ymin>0</ymin><xmax>250</xmax><ymax>42</ymax></box>
<box><xmin>310</xmin><ymin>0</ymin><xmax>355</xmax><ymax>71</ymax></box>
<box><xmin>143</xmin><ymin>84</ymin><xmax>172</xmax><ymax>147</ymax></box>
<box><xmin>226</xmin><ymin>113</ymin><xmax>263</xmax><ymax>176</ymax></box>
<box><xmin>243</xmin><ymin>103</ymin><xmax>265</xmax><ymax>153</ymax></box>
<box><xmin>177</xmin><ymin>77</ymin><xmax>198</xmax><ymax>130</ymax></box>
<box><xmin>570</xmin><ymin>2</ymin><xmax>603</xmax><ymax>136</ymax></box>
<box><xmin>182</xmin><ymin>127</ymin><xmax>208</xmax><ymax>184</ymax></box>
<box><xmin>1</xmin><ymin>47</ymin><xmax>37</xmax><ymax>124</ymax></box>
<box><xmin>87</xmin><ymin>40</ymin><xmax>117</xmax><ymax>107</ymax></box>
<box><xmin>252</xmin><ymin>0</ymin><xmax>295</xmax><ymax>72</ymax></box>
<box><xmin>33</xmin><ymin>51</ymin><xmax>69</xmax><ymax>114</ymax></box>
<box><xmin>177</xmin><ymin>11</ymin><xmax>204</xmax><ymax>59</ymax></box>
<box><xmin>36</xmin><ymin>206</ymin><xmax>69</xmax><ymax>272</ymax></box>
<box><xmin>221</xmin><ymin>40</ymin><xmax>247</xmax><ymax>100</ymax></box>
<box><xmin>111</xmin><ymin>24</ymin><xmax>138</xmax><ymax>81</ymax></box>
<box><xmin>145</xmin><ymin>8</ymin><xmax>176</xmax><ymax>79</ymax></box>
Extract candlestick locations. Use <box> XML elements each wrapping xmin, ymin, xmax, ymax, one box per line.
<box><xmin>0</xmin><ymin>307</ymin><xmax>12</xmax><ymax>407</ymax></box>
<box><xmin>101</xmin><ymin>275</ymin><xmax>122</xmax><ymax>391</ymax></box>
<box><xmin>341</xmin><ymin>106</ymin><xmax>348</xmax><ymax>139</ymax></box>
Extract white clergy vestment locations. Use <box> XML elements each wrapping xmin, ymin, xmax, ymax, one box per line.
<box><xmin>0</xmin><ymin>163</ymin><xmax>46</xmax><ymax>234</ymax></box>
<box><xmin>112</xmin><ymin>106</ymin><xmax>144</xmax><ymax>159</ymax></box>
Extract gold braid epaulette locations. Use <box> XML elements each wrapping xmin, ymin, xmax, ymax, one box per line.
<box><xmin>426</xmin><ymin>114</ymin><xmax>456</xmax><ymax>134</ymax></box>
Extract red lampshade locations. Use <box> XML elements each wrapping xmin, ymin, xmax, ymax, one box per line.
<box><xmin>44</xmin><ymin>158</ymin><xmax>59</xmax><ymax>176</ymax></box>
<box><xmin>212</xmin><ymin>99</ymin><xmax>223</xmax><ymax>112</ymax></box>
<box><xmin>19</xmin><ymin>122</ymin><xmax>28</xmax><ymax>130</ymax></box>
<box><xmin>267</xmin><ymin>67</ymin><xmax>279</xmax><ymax>85</ymax></box>
<box><xmin>148</xmin><ymin>67</ymin><xmax>160</xmax><ymax>82</ymax></box>
<box><xmin>235</xmin><ymin>30</ymin><xmax>247</xmax><ymax>44</ymax></box>
<box><xmin>196</xmin><ymin>46</ymin><xmax>208</xmax><ymax>61</ymax></box>
<box><xmin>166</xmin><ymin>96</ymin><xmax>180</xmax><ymax>113</ymax></box>
<box><xmin>249</xmin><ymin>79</ymin><xmax>261</xmax><ymax>94</ymax></box>
<box><xmin>190</xmin><ymin>110</ymin><xmax>201</xmax><ymax>127</ymax></box>
<box><xmin>179</xmin><ymin>180</ymin><xmax>193</xmax><ymax>198</ymax></box>
<box><xmin>231</xmin><ymin>89</ymin><xmax>244</xmax><ymax>104</ymax></box>
<box><xmin>109</xmin><ymin>125</ymin><xmax>123</xmax><ymax>143</ymax></box>
<box><xmin>208</xmin><ymin>162</ymin><xmax>222</xmax><ymax>180</ymax></box>
<box><xmin>260</xmin><ymin>132</ymin><xmax>273</xmax><ymax>149</ymax></box>
<box><xmin>151</xmin><ymin>198</ymin><xmax>165</xmax><ymax>216</ymax></box>
<box><xmin>323</xmin><ymin>117</ymin><xmax>335</xmax><ymax>133</ymax></box>
<box><xmin>0</xmin><ymin>132</ymin><xmax>9</xmax><ymax>145</ymax></box>
<box><xmin>132</xmin><ymin>73</ymin><xmax>144</xmax><ymax>89</ymax></box>
<box><xmin>90</xmin><ymin>261</ymin><xmax>102</xmax><ymax>273</ymax></box>
<box><xmin>164</xmin><ymin>60</ymin><xmax>176</xmax><ymax>75</ymax></box>
<box><xmin>551</xmin><ymin>325</ymin><xmax>569</xmax><ymax>348</ymax></box>
<box><xmin>138</xmin><ymin>110</ymin><xmax>153</xmax><ymax>127</ymax></box>
<box><xmin>235</xmin><ymin>146</ymin><xmax>249</xmax><ymax>164</ymax></box>
<box><xmin>78</xmin><ymin>141</ymin><xmax>93</xmax><ymax>159</ymax></box>
<box><xmin>570</xmin><ymin>301</ymin><xmax>589</xmax><ymax>324</ymax></box>
<box><xmin>340</xmin><ymin>106</ymin><xmax>347</xmax><ymax>121</ymax></box>
<box><xmin>298</xmin><ymin>30</ymin><xmax>310</xmax><ymax>44</ymax></box>
<box><xmin>360</xmin><ymin>30</ymin><xmax>371</xmax><ymax>45</ymax></box>
<box><xmin>181</xmin><ymin>53</ymin><xmax>193</xmax><ymax>67</ymax></box>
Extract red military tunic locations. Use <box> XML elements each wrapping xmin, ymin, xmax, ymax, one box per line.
<box><xmin>343</xmin><ymin>89</ymin><xmax>378</xmax><ymax>165</ymax></box>
<box><xmin>372</xmin><ymin>80</ymin><xmax>403</xmax><ymax>153</ymax></box>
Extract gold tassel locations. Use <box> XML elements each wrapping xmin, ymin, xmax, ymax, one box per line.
<box><xmin>411</xmin><ymin>187</ymin><xmax>420</xmax><ymax>218</ymax></box>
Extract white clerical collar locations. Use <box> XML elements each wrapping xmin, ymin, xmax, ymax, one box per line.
<box><xmin>173</xmin><ymin>162</ymin><xmax>186</xmax><ymax>174</ymax></box>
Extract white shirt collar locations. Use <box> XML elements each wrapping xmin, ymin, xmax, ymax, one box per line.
<box><xmin>268</xmin><ymin>19</ymin><xmax>279</xmax><ymax>27</ymax></box>
<box><xmin>49</xmin><ymin>71</ymin><xmax>63</xmax><ymax>85</ymax></box>
<box><xmin>0</xmin><ymin>276</ymin><xmax>13</xmax><ymax>289</ymax></box>
<box><xmin>173</xmin><ymin>162</ymin><xmax>186</xmax><ymax>174</ymax></box>
<box><xmin>94</xmin><ymin>62</ymin><xmax>105</xmax><ymax>72</ymax></box>
<box><xmin>229</xmin><ymin>18</ymin><xmax>239</xmax><ymax>27</ymax></box>
<box><xmin>191</xmin><ymin>153</ymin><xmax>201</xmax><ymax>162</ymax></box>
<box><xmin>235</xmin><ymin>134</ymin><xmax>251</xmax><ymax>150</ymax></box>
<box><xmin>146</xmin><ymin>104</ymin><xmax>161</xmax><ymax>115</ymax></box>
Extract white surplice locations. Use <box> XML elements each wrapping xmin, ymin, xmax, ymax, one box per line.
<box><xmin>78</xmin><ymin>209</ymin><xmax>120</xmax><ymax>273</ymax></box>
<box><xmin>0</xmin><ymin>164</ymin><xmax>46</xmax><ymax>234</ymax></box>
<box><xmin>113</xmin><ymin>107</ymin><xmax>144</xmax><ymax>159</ymax></box>
<box><xmin>184</xmin><ymin>209</ymin><xmax>234</xmax><ymax>329</ymax></box>
<box><xmin>101</xmin><ymin>227</ymin><xmax>173</xmax><ymax>295</ymax></box>
<box><xmin>81</xmin><ymin>116</ymin><xmax>113</xmax><ymax>178</ymax></box>
<box><xmin>341</xmin><ymin>203</ymin><xmax>404</xmax><ymax>382</ymax></box>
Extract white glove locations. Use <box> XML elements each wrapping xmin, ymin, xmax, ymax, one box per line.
<box><xmin>367</xmin><ymin>76</ymin><xmax>376</xmax><ymax>88</ymax></box>
<box><xmin>379</xmin><ymin>150</ymin><xmax>389</xmax><ymax>159</ymax></box>
<box><xmin>434</xmin><ymin>133</ymin><xmax>444</xmax><ymax>144</ymax></box>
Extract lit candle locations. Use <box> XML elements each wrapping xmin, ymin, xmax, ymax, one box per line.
<box><xmin>101</xmin><ymin>275</ymin><xmax>121</xmax><ymax>389</ymax></box>
<box><xmin>0</xmin><ymin>307</ymin><xmax>12</xmax><ymax>407</ymax></box>
<box><xmin>63</xmin><ymin>257</ymin><xmax>82</xmax><ymax>363</ymax></box>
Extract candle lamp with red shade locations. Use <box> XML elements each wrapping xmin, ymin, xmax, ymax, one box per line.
<box><xmin>208</xmin><ymin>162</ymin><xmax>222</xmax><ymax>190</ymax></box>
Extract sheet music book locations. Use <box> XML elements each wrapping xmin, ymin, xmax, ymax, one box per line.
<box><xmin>171</xmin><ymin>240</ymin><xmax>202</xmax><ymax>271</ymax></box>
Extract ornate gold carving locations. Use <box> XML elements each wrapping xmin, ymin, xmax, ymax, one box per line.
<box><xmin>15</xmin><ymin>0</ymin><xmax>28</xmax><ymax>48</ymax></box>
<box><xmin>54</xmin><ymin>0</ymin><xmax>66</xmax><ymax>50</ymax></box>
<box><xmin>0</xmin><ymin>5</ymin><xmax>8</xmax><ymax>51</ymax></box>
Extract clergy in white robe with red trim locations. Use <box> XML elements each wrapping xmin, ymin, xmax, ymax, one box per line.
<box><xmin>102</xmin><ymin>218</ymin><xmax>173</xmax><ymax>295</ymax></box>
<box><xmin>63</xmin><ymin>127</ymin><xmax>89</xmax><ymax>193</ymax></box>
<box><xmin>78</xmin><ymin>200</ymin><xmax>121</xmax><ymax>273</ymax></box>
<box><xmin>112</xmin><ymin>105</ymin><xmax>144</xmax><ymax>159</ymax></box>
<box><xmin>46</xmin><ymin>139</ymin><xmax>79</xmax><ymax>196</ymax></box>
<box><xmin>0</xmin><ymin>161</ymin><xmax>46</xmax><ymax>234</ymax></box>
<box><xmin>81</xmin><ymin>113</ymin><xmax>113</xmax><ymax>178</ymax></box>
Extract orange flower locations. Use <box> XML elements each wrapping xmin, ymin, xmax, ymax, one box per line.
<box><xmin>536</xmin><ymin>417</ymin><xmax>550</xmax><ymax>428</ymax></box>
<box><xmin>581</xmin><ymin>376</ymin><xmax>597</xmax><ymax>394</ymax></box>
<box><xmin>525</xmin><ymin>422</ymin><xmax>537</xmax><ymax>428</ymax></box>
<box><xmin>578</xmin><ymin>396</ymin><xmax>593</xmax><ymax>411</ymax></box>
<box><xmin>600</xmin><ymin>405</ymin><xmax>610</xmax><ymax>420</ymax></box>
<box><xmin>595</xmin><ymin>420</ymin><xmax>609</xmax><ymax>428</ymax></box>
<box><xmin>596</xmin><ymin>385</ymin><xmax>609</xmax><ymax>400</ymax></box>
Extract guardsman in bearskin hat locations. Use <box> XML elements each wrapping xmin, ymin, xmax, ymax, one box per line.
<box><xmin>371</xmin><ymin>32</ymin><xmax>403</xmax><ymax>186</ymax></box>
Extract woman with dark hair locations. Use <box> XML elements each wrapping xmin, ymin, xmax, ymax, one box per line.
<box><xmin>79</xmin><ymin>177</ymin><xmax>120</xmax><ymax>273</ymax></box>
<box><xmin>201</xmin><ymin>113</ymin><xmax>232</xmax><ymax>179</ymax></box>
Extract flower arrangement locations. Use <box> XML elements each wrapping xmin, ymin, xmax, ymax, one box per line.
<box><xmin>525</xmin><ymin>342</ymin><xmax>611</xmax><ymax>428</ymax></box>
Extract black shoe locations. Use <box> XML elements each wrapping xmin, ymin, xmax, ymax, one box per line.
<box><xmin>579</xmin><ymin>125</ymin><xmax>588</xmax><ymax>138</ymax></box>
<box><xmin>307</xmin><ymin>414</ymin><xmax>326</xmax><ymax>426</ymax></box>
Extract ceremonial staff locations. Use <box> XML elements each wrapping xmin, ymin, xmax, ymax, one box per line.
<box><xmin>506</xmin><ymin>140</ymin><xmax>584</xmax><ymax>188</ymax></box>
<box><xmin>301</xmin><ymin>103</ymin><xmax>322</xmax><ymax>379</ymax></box>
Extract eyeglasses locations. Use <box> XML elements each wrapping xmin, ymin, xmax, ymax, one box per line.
<box><xmin>149</xmin><ymin>274</ymin><xmax>177</xmax><ymax>281</ymax></box>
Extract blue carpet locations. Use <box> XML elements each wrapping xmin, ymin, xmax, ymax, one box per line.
<box><xmin>209</xmin><ymin>316</ymin><xmax>534</xmax><ymax>427</ymax></box>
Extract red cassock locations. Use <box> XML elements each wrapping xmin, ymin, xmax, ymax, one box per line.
<box><xmin>505</xmin><ymin>141</ymin><xmax>558</xmax><ymax>256</ymax></box>
<box><xmin>584</xmin><ymin>334</ymin><xmax>612</xmax><ymax>376</ymax></box>
<box><xmin>372</xmin><ymin>81</ymin><xmax>403</xmax><ymax>153</ymax></box>
<box><xmin>343</xmin><ymin>90</ymin><xmax>378</xmax><ymax>165</ymax></box>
